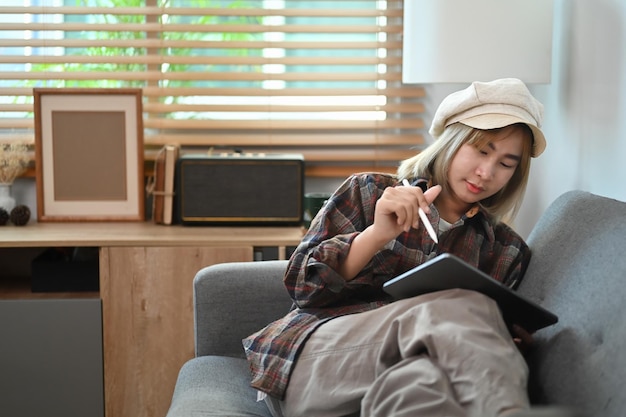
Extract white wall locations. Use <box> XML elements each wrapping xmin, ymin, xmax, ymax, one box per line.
<box><xmin>416</xmin><ymin>0</ymin><xmax>626</xmax><ymax>238</ymax></box>
<box><xmin>518</xmin><ymin>0</ymin><xmax>626</xmax><ymax>237</ymax></box>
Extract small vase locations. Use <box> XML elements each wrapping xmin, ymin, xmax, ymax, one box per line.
<box><xmin>0</xmin><ymin>183</ymin><xmax>16</xmax><ymax>212</ymax></box>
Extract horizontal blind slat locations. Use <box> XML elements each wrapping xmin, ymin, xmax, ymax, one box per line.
<box><xmin>143</xmin><ymin>119</ymin><xmax>424</xmax><ymax>130</ymax></box>
<box><xmin>0</xmin><ymin>86</ymin><xmax>423</xmax><ymax>98</ymax></box>
<box><xmin>144</xmin><ymin>133</ymin><xmax>424</xmax><ymax>147</ymax></box>
<box><xmin>0</xmin><ymin>39</ymin><xmax>403</xmax><ymax>50</ymax></box>
<box><xmin>0</xmin><ymin>22</ymin><xmax>403</xmax><ymax>34</ymax></box>
<box><xmin>0</xmin><ymin>119</ymin><xmax>424</xmax><ymax>131</ymax></box>
<box><xmin>0</xmin><ymin>102</ymin><xmax>423</xmax><ymax>114</ymax></box>
<box><xmin>0</xmin><ymin>71</ymin><xmax>404</xmax><ymax>82</ymax></box>
<box><xmin>0</xmin><ymin>6</ymin><xmax>403</xmax><ymax>18</ymax></box>
<box><xmin>0</xmin><ymin>55</ymin><xmax>403</xmax><ymax>66</ymax></box>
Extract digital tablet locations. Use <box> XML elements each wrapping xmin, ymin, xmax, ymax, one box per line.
<box><xmin>383</xmin><ymin>253</ymin><xmax>558</xmax><ymax>332</ymax></box>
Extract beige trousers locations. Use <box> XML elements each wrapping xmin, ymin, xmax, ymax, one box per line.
<box><xmin>266</xmin><ymin>289</ymin><xmax>529</xmax><ymax>417</ymax></box>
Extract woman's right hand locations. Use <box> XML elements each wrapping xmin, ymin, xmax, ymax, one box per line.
<box><xmin>371</xmin><ymin>182</ymin><xmax>442</xmax><ymax>242</ymax></box>
<box><xmin>338</xmin><ymin>182</ymin><xmax>441</xmax><ymax>281</ymax></box>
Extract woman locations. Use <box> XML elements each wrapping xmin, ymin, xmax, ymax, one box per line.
<box><xmin>244</xmin><ymin>79</ymin><xmax>564</xmax><ymax>417</ymax></box>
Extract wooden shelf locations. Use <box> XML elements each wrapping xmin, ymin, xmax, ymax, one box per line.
<box><xmin>0</xmin><ymin>247</ymin><xmax>99</xmax><ymax>300</ymax></box>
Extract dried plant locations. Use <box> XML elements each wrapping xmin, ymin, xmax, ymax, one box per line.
<box><xmin>0</xmin><ymin>142</ymin><xmax>30</xmax><ymax>184</ymax></box>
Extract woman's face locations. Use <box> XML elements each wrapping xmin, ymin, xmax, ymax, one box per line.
<box><xmin>446</xmin><ymin>126</ymin><xmax>525</xmax><ymax>207</ymax></box>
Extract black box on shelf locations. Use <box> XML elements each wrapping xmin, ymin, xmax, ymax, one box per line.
<box><xmin>176</xmin><ymin>153</ymin><xmax>305</xmax><ymax>225</ymax></box>
<box><xmin>31</xmin><ymin>248</ymin><xmax>99</xmax><ymax>292</ymax></box>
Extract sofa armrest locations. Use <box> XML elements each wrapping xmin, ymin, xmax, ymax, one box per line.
<box><xmin>193</xmin><ymin>260</ymin><xmax>291</xmax><ymax>358</ymax></box>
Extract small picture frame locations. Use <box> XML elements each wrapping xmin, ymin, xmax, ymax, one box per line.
<box><xmin>34</xmin><ymin>88</ymin><xmax>145</xmax><ymax>222</ymax></box>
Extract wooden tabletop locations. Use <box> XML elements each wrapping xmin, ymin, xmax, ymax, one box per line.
<box><xmin>0</xmin><ymin>221</ymin><xmax>305</xmax><ymax>248</ymax></box>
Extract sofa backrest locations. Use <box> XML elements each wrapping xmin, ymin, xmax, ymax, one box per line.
<box><xmin>518</xmin><ymin>190</ymin><xmax>626</xmax><ymax>417</ymax></box>
<box><xmin>193</xmin><ymin>260</ymin><xmax>290</xmax><ymax>358</ymax></box>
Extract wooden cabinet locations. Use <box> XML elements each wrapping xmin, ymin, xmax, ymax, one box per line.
<box><xmin>0</xmin><ymin>223</ymin><xmax>303</xmax><ymax>417</ymax></box>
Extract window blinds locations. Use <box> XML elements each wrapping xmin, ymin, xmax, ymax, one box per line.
<box><xmin>0</xmin><ymin>0</ymin><xmax>425</xmax><ymax>178</ymax></box>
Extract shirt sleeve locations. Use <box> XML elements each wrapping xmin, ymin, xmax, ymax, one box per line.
<box><xmin>501</xmin><ymin>242</ymin><xmax>531</xmax><ymax>289</ymax></box>
<box><xmin>284</xmin><ymin>173</ymin><xmax>393</xmax><ymax>308</ymax></box>
<box><xmin>488</xmin><ymin>222</ymin><xmax>532</xmax><ymax>289</ymax></box>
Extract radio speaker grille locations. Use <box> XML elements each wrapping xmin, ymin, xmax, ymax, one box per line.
<box><xmin>177</xmin><ymin>155</ymin><xmax>304</xmax><ymax>225</ymax></box>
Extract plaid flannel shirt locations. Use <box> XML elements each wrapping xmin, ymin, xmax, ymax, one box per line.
<box><xmin>243</xmin><ymin>172</ymin><xmax>530</xmax><ymax>399</ymax></box>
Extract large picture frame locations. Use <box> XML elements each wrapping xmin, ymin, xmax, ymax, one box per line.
<box><xmin>34</xmin><ymin>88</ymin><xmax>144</xmax><ymax>222</ymax></box>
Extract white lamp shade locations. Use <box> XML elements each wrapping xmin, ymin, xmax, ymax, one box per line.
<box><xmin>402</xmin><ymin>0</ymin><xmax>554</xmax><ymax>84</ymax></box>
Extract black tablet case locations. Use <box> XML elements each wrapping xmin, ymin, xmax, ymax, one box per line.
<box><xmin>383</xmin><ymin>253</ymin><xmax>558</xmax><ymax>332</ymax></box>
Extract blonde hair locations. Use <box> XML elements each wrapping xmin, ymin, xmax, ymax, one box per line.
<box><xmin>397</xmin><ymin>123</ymin><xmax>533</xmax><ymax>222</ymax></box>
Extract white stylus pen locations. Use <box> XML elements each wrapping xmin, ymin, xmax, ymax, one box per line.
<box><xmin>402</xmin><ymin>179</ymin><xmax>439</xmax><ymax>244</ymax></box>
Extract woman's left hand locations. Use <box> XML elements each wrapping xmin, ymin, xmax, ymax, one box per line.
<box><xmin>511</xmin><ymin>324</ymin><xmax>534</xmax><ymax>353</ymax></box>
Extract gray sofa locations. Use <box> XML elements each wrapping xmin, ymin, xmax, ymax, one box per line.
<box><xmin>166</xmin><ymin>190</ymin><xmax>626</xmax><ymax>417</ymax></box>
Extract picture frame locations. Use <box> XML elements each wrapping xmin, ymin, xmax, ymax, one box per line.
<box><xmin>33</xmin><ymin>88</ymin><xmax>145</xmax><ymax>222</ymax></box>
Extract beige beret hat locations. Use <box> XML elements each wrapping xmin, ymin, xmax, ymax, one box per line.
<box><xmin>429</xmin><ymin>78</ymin><xmax>546</xmax><ymax>157</ymax></box>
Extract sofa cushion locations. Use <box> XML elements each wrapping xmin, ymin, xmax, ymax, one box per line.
<box><xmin>167</xmin><ymin>356</ymin><xmax>271</xmax><ymax>417</ymax></box>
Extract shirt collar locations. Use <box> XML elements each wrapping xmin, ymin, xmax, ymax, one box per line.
<box><xmin>431</xmin><ymin>202</ymin><xmax>495</xmax><ymax>242</ymax></box>
<box><xmin>464</xmin><ymin>205</ymin><xmax>496</xmax><ymax>242</ymax></box>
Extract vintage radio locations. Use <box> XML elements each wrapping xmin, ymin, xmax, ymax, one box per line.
<box><xmin>176</xmin><ymin>153</ymin><xmax>304</xmax><ymax>225</ymax></box>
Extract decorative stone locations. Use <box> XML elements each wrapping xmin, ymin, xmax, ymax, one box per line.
<box><xmin>10</xmin><ymin>204</ymin><xmax>30</xmax><ymax>226</ymax></box>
